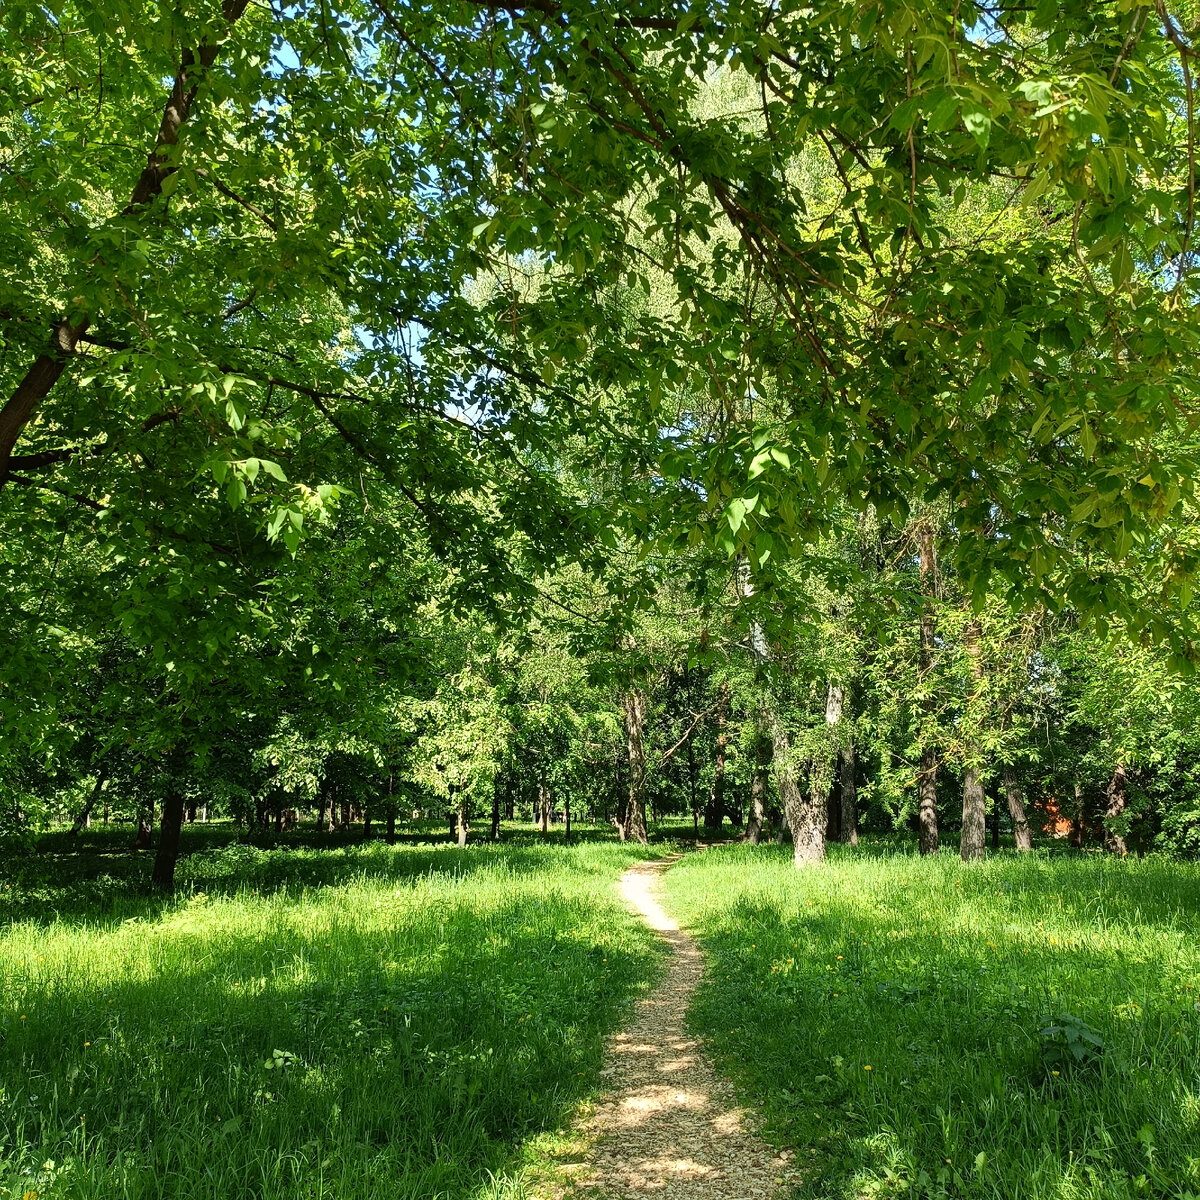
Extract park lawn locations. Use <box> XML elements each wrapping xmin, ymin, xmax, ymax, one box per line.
<box><xmin>665</xmin><ymin>841</ymin><xmax>1200</xmax><ymax>1200</ymax></box>
<box><xmin>0</xmin><ymin>836</ymin><xmax>669</xmax><ymax>1200</ymax></box>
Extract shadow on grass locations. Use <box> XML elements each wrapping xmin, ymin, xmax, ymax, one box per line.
<box><xmin>670</xmin><ymin>842</ymin><xmax>1200</xmax><ymax>1200</ymax></box>
<box><xmin>0</xmin><ymin>876</ymin><xmax>666</xmax><ymax>1200</ymax></box>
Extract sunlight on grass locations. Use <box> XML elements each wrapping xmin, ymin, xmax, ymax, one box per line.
<box><xmin>0</xmin><ymin>840</ymin><xmax>668</xmax><ymax>1199</ymax></box>
<box><xmin>665</xmin><ymin>842</ymin><xmax>1200</xmax><ymax>1200</ymax></box>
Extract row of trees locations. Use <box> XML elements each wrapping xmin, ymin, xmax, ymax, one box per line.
<box><xmin>3</xmin><ymin>1</ymin><xmax>1200</xmax><ymax>884</ymax></box>
<box><xmin>15</xmin><ymin>502</ymin><xmax>1199</xmax><ymax>876</ymax></box>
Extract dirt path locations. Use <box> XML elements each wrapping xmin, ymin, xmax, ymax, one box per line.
<box><xmin>571</xmin><ymin>856</ymin><xmax>795</xmax><ymax>1199</ymax></box>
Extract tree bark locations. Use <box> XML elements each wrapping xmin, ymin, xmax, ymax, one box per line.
<box><xmin>386</xmin><ymin>811</ymin><xmax>396</xmax><ymax>844</ymax></box>
<box><xmin>1003</xmin><ymin>765</ymin><xmax>1032</xmax><ymax>850</ymax></box>
<box><xmin>746</xmin><ymin>726</ymin><xmax>769</xmax><ymax>845</ymax></box>
<box><xmin>917</xmin><ymin>524</ymin><xmax>940</xmax><ymax>855</ymax></box>
<box><xmin>0</xmin><ymin>1</ymin><xmax>251</xmax><ymax>484</ymax></box>
<box><xmin>822</xmin><ymin>683</ymin><xmax>844</xmax><ymax>840</ymax></box>
<box><xmin>564</xmin><ymin>790</ymin><xmax>572</xmax><ymax>841</ymax></box>
<box><xmin>767</xmin><ymin>710</ymin><xmax>823</xmax><ymax>864</ymax></box>
<box><xmin>490</xmin><ymin>783</ymin><xmax>501</xmax><ymax>841</ymax></box>
<box><xmin>839</xmin><ymin>745</ymin><xmax>859</xmax><ymax>846</ymax></box>
<box><xmin>455</xmin><ymin>793</ymin><xmax>470</xmax><ymax>847</ymax></box>
<box><xmin>1104</xmin><ymin>762</ymin><xmax>1128</xmax><ymax>855</ymax></box>
<box><xmin>151</xmin><ymin>753</ymin><xmax>186</xmax><ymax>890</ymax></box>
<box><xmin>961</xmin><ymin>766</ymin><xmax>987</xmax><ymax>861</ymax></box>
<box><xmin>69</xmin><ymin>764</ymin><xmax>109</xmax><ymax>836</ymax></box>
<box><xmin>621</xmin><ymin>687</ymin><xmax>649</xmax><ymax>844</ymax></box>
<box><xmin>538</xmin><ymin>770</ymin><xmax>550</xmax><ymax>834</ymax></box>
<box><xmin>960</xmin><ymin>619</ymin><xmax>987</xmax><ymax>862</ymax></box>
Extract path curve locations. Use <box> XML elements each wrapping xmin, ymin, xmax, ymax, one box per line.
<box><xmin>579</xmin><ymin>855</ymin><xmax>795</xmax><ymax>1199</ymax></box>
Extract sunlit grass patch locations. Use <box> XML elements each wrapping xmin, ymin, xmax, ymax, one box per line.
<box><xmin>665</xmin><ymin>841</ymin><xmax>1200</xmax><ymax>1200</ymax></box>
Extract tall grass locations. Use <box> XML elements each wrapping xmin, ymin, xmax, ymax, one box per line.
<box><xmin>0</xmin><ymin>837</ymin><xmax>668</xmax><ymax>1199</ymax></box>
<box><xmin>665</xmin><ymin>841</ymin><xmax>1200</xmax><ymax>1200</ymax></box>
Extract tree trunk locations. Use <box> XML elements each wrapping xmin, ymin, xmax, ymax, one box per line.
<box><xmin>991</xmin><ymin>790</ymin><xmax>1001</xmax><ymax>849</ymax></box>
<box><xmin>455</xmin><ymin>793</ymin><xmax>469</xmax><ymax>847</ymax></box>
<box><xmin>1104</xmin><ymin>762</ymin><xmax>1128</xmax><ymax>855</ymax></box>
<box><xmin>961</xmin><ymin>766</ymin><xmax>987</xmax><ymax>861</ymax></box>
<box><xmin>822</xmin><ymin>683</ymin><xmax>844</xmax><ymax>841</ymax></box>
<box><xmin>564</xmin><ymin>791</ymin><xmax>571</xmax><ymax>841</ymax></box>
<box><xmin>839</xmin><ymin>745</ymin><xmax>859</xmax><ymax>846</ymax></box>
<box><xmin>386</xmin><ymin>811</ymin><xmax>396</xmax><ymax>844</ymax></box>
<box><xmin>1071</xmin><ymin>779</ymin><xmax>1085</xmax><ymax>847</ymax></box>
<box><xmin>917</xmin><ymin>524</ymin><xmax>940</xmax><ymax>855</ymax></box>
<box><xmin>539</xmin><ymin>771</ymin><xmax>550</xmax><ymax>834</ymax></box>
<box><xmin>746</xmin><ymin>728</ymin><xmax>769</xmax><ymax>845</ymax></box>
<box><xmin>133</xmin><ymin>805</ymin><xmax>153</xmax><ymax>850</ymax></box>
<box><xmin>490</xmin><ymin>784</ymin><xmax>501</xmax><ymax>841</ymax></box>
<box><xmin>706</xmin><ymin>680</ymin><xmax>729</xmax><ymax>828</ymax></box>
<box><xmin>151</xmin><ymin>754</ymin><xmax>186</xmax><ymax>890</ymax></box>
<box><xmin>621</xmin><ymin>687</ymin><xmax>649</xmax><ymax>844</ymax></box>
<box><xmin>960</xmin><ymin>618</ymin><xmax>987</xmax><ymax>862</ymax></box>
<box><xmin>767</xmin><ymin>710</ymin><xmax>823</xmax><ymax>864</ymax></box>
<box><xmin>69</xmin><ymin>764</ymin><xmax>109</xmax><ymax>836</ymax></box>
<box><xmin>504</xmin><ymin>776</ymin><xmax>515</xmax><ymax>820</ymax></box>
<box><xmin>363</xmin><ymin>805</ymin><xmax>372</xmax><ymax>839</ymax></box>
<box><xmin>1003</xmin><ymin>765</ymin><xmax>1032</xmax><ymax>850</ymax></box>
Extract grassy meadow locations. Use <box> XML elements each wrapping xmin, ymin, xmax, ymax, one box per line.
<box><xmin>666</xmin><ymin>842</ymin><xmax>1200</xmax><ymax>1200</ymax></box>
<box><xmin>0</xmin><ymin>829</ymin><xmax>669</xmax><ymax>1200</ymax></box>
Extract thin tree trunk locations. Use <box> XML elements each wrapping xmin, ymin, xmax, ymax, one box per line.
<box><xmin>1071</xmin><ymin>779</ymin><xmax>1085</xmax><ymax>847</ymax></box>
<box><xmin>456</xmin><ymin>793</ymin><xmax>469</xmax><ymax>848</ymax></box>
<box><xmin>839</xmin><ymin>745</ymin><xmax>859</xmax><ymax>846</ymax></box>
<box><xmin>961</xmin><ymin>619</ymin><xmax>987</xmax><ymax>862</ymax></box>
<box><xmin>69</xmin><ymin>764</ymin><xmax>109</xmax><ymax>836</ymax></box>
<box><xmin>746</xmin><ymin>727</ymin><xmax>768</xmax><ymax>845</ymax></box>
<box><xmin>539</xmin><ymin>770</ymin><xmax>550</xmax><ymax>834</ymax></box>
<box><xmin>133</xmin><ymin>804</ymin><xmax>153</xmax><ymax>850</ymax></box>
<box><xmin>622</xmin><ymin>687</ymin><xmax>649</xmax><ymax>844</ymax></box>
<box><xmin>386</xmin><ymin>811</ymin><xmax>396</xmax><ymax>844</ymax></box>
<box><xmin>822</xmin><ymin>683</ymin><xmax>844</xmax><ymax>840</ymax></box>
<box><xmin>917</xmin><ymin>524</ymin><xmax>940</xmax><ymax>855</ymax></box>
<box><xmin>564</xmin><ymin>791</ymin><xmax>572</xmax><ymax>841</ymax></box>
<box><xmin>1104</xmin><ymin>762</ymin><xmax>1128</xmax><ymax>855</ymax></box>
<box><xmin>1003</xmin><ymin>765</ymin><xmax>1032</xmax><ymax>850</ymax></box>
<box><xmin>490</xmin><ymin>784</ymin><xmax>501</xmax><ymax>841</ymax></box>
<box><xmin>686</xmin><ymin>734</ymin><xmax>698</xmax><ymax>832</ymax></box>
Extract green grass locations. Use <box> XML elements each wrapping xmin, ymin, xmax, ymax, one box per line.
<box><xmin>0</xmin><ymin>836</ymin><xmax>670</xmax><ymax>1199</ymax></box>
<box><xmin>664</xmin><ymin>841</ymin><xmax>1200</xmax><ymax>1200</ymax></box>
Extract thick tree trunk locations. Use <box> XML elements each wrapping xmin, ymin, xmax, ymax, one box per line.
<box><xmin>69</xmin><ymin>764</ymin><xmax>109</xmax><ymax>835</ymax></box>
<box><xmin>705</xmin><ymin>680</ymin><xmax>729</xmax><ymax>828</ymax></box>
<box><xmin>745</xmin><ymin>728</ymin><xmax>768</xmax><ymax>845</ymax></box>
<box><xmin>961</xmin><ymin>619</ymin><xmax>987</xmax><ymax>862</ymax></box>
<box><xmin>1104</xmin><ymin>762</ymin><xmax>1128</xmax><ymax>855</ymax></box>
<box><xmin>961</xmin><ymin>766</ymin><xmax>987</xmax><ymax>861</ymax></box>
<box><xmin>1002</xmin><ymin>765</ymin><xmax>1031</xmax><ymax>850</ymax></box>
<box><xmin>917</xmin><ymin>524</ymin><xmax>940</xmax><ymax>855</ymax></box>
<box><xmin>839</xmin><ymin>746</ymin><xmax>859</xmax><ymax>846</ymax></box>
<box><xmin>767</xmin><ymin>711</ymin><xmax>823</xmax><ymax>864</ymax></box>
<box><xmin>621</xmin><ymin>688</ymin><xmax>649</xmax><ymax>844</ymax></box>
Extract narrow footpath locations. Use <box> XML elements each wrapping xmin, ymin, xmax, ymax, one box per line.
<box><xmin>575</xmin><ymin>856</ymin><xmax>796</xmax><ymax>1199</ymax></box>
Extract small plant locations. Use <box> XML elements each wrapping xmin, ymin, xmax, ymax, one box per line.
<box><xmin>262</xmin><ymin>1048</ymin><xmax>299</xmax><ymax>1072</ymax></box>
<box><xmin>1038</xmin><ymin>1013</ymin><xmax>1104</xmax><ymax>1072</ymax></box>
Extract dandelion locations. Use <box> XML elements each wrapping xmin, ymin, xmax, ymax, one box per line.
<box><xmin>1052</xmin><ymin>1070</ymin><xmax>1060</xmax><ymax>1076</ymax></box>
<box><xmin>84</xmin><ymin>1041</ymin><xmax>91</xmax><ymax>1047</ymax></box>
<box><xmin>836</xmin><ymin>955</ymin><xmax>843</xmax><ymax>960</ymax></box>
<box><xmin>864</xmin><ymin>1065</ymin><xmax>873</xmax><ymax>1071</ymax></box>
<box><xmin>19</xmin><ymin>1015</ymin><xmax>25</xmax><ymax>1020</ymax></box>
